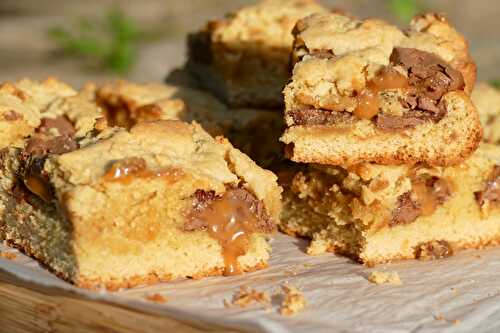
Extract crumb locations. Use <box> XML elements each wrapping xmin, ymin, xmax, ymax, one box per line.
<box><xmin>451</xmin><ymin>287</ymin><xmax>459</xmax><ymax>294</ymax></box>
<box><xmin>306</xmin><ymin>238</ymin><xmax>329</xmax><ymax>256</ymax></box>
<box><xmin>144</xmin><ymin>293</ymin><xmax>168</xmax><ymax>304</ymax></box>
<box><xmin>367</xmin><ymin>271</ymin><xmax>402</xmax><ymax>285</ymax></box>
<box><xmin>0</xmin><ymin>252</ymin><xmax>16</xmax><ymax>260</ymax></box>
<box><xmin>435</xmin><ymin>314</ymin><xmax>445</xmax><ymax>321</ymax></box>
<box><xmin>227</xmin><ymin>286</ymin><xmax>270</xmax><ymax>308</ymax></box>
<box><xmin>303</xmin><ymin>263</ymin><xmax>313</xmax><ymax>268</ymax></box>
<box><xmin>284</xmin><ymin>266</ymin><xmax>299</xmax><ymax>276</ymax></box>
<box><xmin>280</xmin><ymin>285</ymin><xmax>306</xmax><ymax>316</ymax></box>
<box><xmin>453</xmin><ymin>319</ymin><xmax>461</xmax><ymax>326</ymax></box>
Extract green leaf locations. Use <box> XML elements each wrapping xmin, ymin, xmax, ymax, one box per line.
<box><xmin>388</xmin><ymin>0</ymin><xmax>422</xmax><ymax>22</ymax></box>
<box><xmin>48</xmin><ymin>27</ymin><xmax>107</xmax><ymax>57</ymax></box>
<box><xmin>48</xmin><ymin>6</ymin><xmax>142</xmax><ymax>75</ymax></box>
<box><xmin>490</xmin><ymin>79</ymin><xmax>500</xmax><ymax>89</ymax></box>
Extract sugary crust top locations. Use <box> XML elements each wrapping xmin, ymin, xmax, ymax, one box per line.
<box><xmin>209</xmin><ymin>0</ymin><xmax>327</xmax><ymax>49</ymax></box>
<box><xmin>292</xmin><ymin>12</ymin><xmax>476</xmax><ymax>92</ymax></box>
<box><xmin>47</xmin><ymin>120</ymin><xmax>282</xmax><ymax>222</ymax></box>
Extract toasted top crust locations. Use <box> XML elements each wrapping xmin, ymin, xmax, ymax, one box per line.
<box><xmin>208</xmin><ymin>0</ymin><xmax>327</xmax><ymax>49</ymax></box>
<box><xmin>472</xmin><ymin>82</ymin><xmax>500</xmax><ymax>144</ymax></box>
<box><xmin>46</xmin><ymin>120</ymin><xmax>282</xmax><ymax>222</ymax></box>
<box><xmin>292</xmin><ymin>12</ymin><xmax>475</xmax><ymax>92</ymax></box>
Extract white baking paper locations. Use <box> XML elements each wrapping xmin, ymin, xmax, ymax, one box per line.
<box><xmin>2</xmin><ymin>233</ymin><xmax>500</xmax><ymax>333</ymax></box>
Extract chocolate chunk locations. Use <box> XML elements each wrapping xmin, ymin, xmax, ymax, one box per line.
<box><xmin>417</xmin><ymin>96</ymin><xmax>442</xmax><ymax>114</ymax></box>
<box><xmin>184</xmin><ymin>187</ymin><xmax>274</xmax><ymax>233</ymax></box>
<box><xmin>475</xmin><ymin>165</ymin><xmax>500</xmax><ymax>207</ymax></box>
<box><xmin>38</xmin><ymin>116</ymin><xmax>76</xmax><ymax>137</ymax></box>
<box><xmin>415</xmin><ymin>240</ymin><xmax>454</xmax><ymax>260</ymax></box>
<box><xmin>376</xmin><ymin>112</ymin><xmax>426</xmax><ymax>131</ymax></box>
<box><xmin>25</xmin><ymin>116</ymin><xmax>77</xmax><ymax>157</ymax></box>
<box><xmin>390</xmin><ymin>47</ymin><xmax>464</xmax><ymax>114</ymax></box>
<box><xmin>390</xmin><ymin>192</ymin><xmax>422</xmax><ymax>226</ymax></box>
<box><xmin>289</xmin><ymin>109</ymin><xmax>354</xmax><ymax>126</ymax></box>
<box><xmin>25</xmin><ymin>134</ymin><xmax>77</xmax><ymax>156</ymax></box>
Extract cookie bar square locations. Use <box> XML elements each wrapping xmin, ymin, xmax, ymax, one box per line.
<box><xmin>1</xmin><ymin>120</ymin><xmax>281</xmax><ymax>289</ymax></box>
<box><xmin>96</xmin><ymin>80</ymin><xmax>285</xmax><ymax>168</ymax></box>
<box><xmin>472</xmin><ymin>82</ymin><xmax>500</xmax><ymax>144</ymax></box>
<box><xmin>186</xmin><ymin>0</ymin><xmax>327</xmax><ymax>108</ymax></box>
<box><xmin>282</xmin><ymin>13</ymin><xmax>482</xmax><ymax>166</ymax></box>
<box><xmin>280</xmin><ymin>144</ymin><xmax>500</xmax><ymax>265</ymax></box>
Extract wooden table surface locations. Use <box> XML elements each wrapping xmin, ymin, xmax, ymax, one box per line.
<box><xmin>0</xmin><ymin>270</ymin><xmax>237</xmax><ymax>333</ymax></box>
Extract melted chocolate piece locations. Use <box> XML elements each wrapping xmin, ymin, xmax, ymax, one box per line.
<box><xmin>390</xmin><ymin>192</ymin><xmax>421</xmax><ymax>226</ymax></box>
<box><xmin>475</xmin><ymin>165</ymin><xmax>500</xmax><ymax>207</ymax></box>
<box><xmin>38</xmin><ymin>117</ymin><xmax>76</xmax><ymax>137</ymax></box>
<box><xmin>25</xmin><ymin>116</ymin><xmax>78</xmax><ymax>157</ymax></box>
<box><xmin>25</xmin><ymin>135</ymin><xmax>77</xmax><ymax>156</ymax></box>
<box><xmin>376</xmin><ymin>112</ymin><xmax>426</xmax><ymax>131</ymax></box>
<box><xmin>289</xmin><ymin>109</ymin><xmax>354</xmax><ymax>126</ymax></box>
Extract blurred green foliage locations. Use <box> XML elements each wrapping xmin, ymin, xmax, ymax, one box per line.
<box><xmin>48</xmin><ymin>7</ymin><xmax>147</xmax><ymax>74</ymax></box>
<box><xmin>387</xmin><ymin>0</ymin><xmax>424</xmax><ymax>23</ymax></box>
<box><xmin>490</xmin><ymin>79</ymin><xmax>500</xmax><ymax>89</ymax></box>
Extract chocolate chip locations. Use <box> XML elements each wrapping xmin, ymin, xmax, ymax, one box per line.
<box><xmin>390</xmin><ymin>192</ymin><xmax>422</xmax><ymax>226</ymax></box>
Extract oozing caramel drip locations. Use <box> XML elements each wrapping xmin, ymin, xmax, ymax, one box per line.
<box><xmin>187</xmin><ymin>188</ymin><xmax>269</xmax><ymax>276</ymax></box>
<box><xmin>103</xmin><ymin>157</ymin><xmax>182</xmax><ymax>185</ymax></box>
<box><xmin>354</xmin><ymin>68</ymin><xmax>409</xmax><ymax>119</ymax></box>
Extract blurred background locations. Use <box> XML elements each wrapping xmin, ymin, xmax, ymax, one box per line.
<box><xmin>0</xmin><ymin>0</ymin><xmax>498</xmax><ymax>87</ymax></box>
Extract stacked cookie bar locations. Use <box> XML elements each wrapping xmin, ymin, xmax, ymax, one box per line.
<box><xmin>0</xmin><ymin>78</ymin><xmax>282</xmax><ymax>289</ymax></box>
<box><xmin>187</xmin><ymin>2</ymin><xmax>499</xmax><ymax>264</ymax></box>
<box><xmin>279</xmin><ymin>12</ymin><xmax>500</xmax><ymax>264</ymax></box>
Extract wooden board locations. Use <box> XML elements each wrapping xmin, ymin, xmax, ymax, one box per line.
<box><xmin>0</xmin><ymin>270</ymin><xmax>236</xmax><ymax>333</ymax></box>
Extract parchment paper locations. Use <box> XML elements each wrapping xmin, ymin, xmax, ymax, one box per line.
<box><xmin>2</xmin><ymin>233</ymin><xmax>500</xmax><ymax>333</ymax></box>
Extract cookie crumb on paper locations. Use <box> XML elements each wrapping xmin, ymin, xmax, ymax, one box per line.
<box><xmin>144</xmin><ymin>293</ymin><xmax>168</xmax><ymax>304</ymax></box>
<box><xmin>280</xmin><ymin>285</ymin><xmax>306</xmax><ymax>316</ymax></box>
<box><xmin>0</xmin><ymin>251</ymin><xmax>16</xmax><ymax>260</ymax></box>
<box><xmin>367</xmin><ymin>271</ymin><xmax>402</xmax><ymax>285</ymax></box>
<box><xmin>226</xmin><ymin>286</ymin><xmax>270</xmax><ymax>308</ymax></box>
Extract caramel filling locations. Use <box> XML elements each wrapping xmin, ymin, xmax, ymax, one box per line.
<box><xmin>391</xmin><ymin>175</ymin><xmax>451</xmax><ymax>226</ymax></box>
<box><xmin>412</xmin><ymin>177</ymin><xmax>451</xmax><ymax>216</ymax></box>
<box><xmin>354</xmin><ymin>68</ymin><xmax>409</xmax><ymax>120</ymax></box>
<box><xmin>291</xmin><ymin>48</ymin><xmax>465</xmax><ymax>130</ymax></box>
<box><xmin>103</xmin><ymin>157</ymin><xmax>182</xmax><ymax>185</ymax></box>
<box><xmin>24</xmin><ymin>176</ymin><xmax>51</xmax><ymax>202</ymax></box>
<box><xmin>186</xmin><ymin>188</ymin><xmax>272</xmax><ymax>276</ymax></box>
